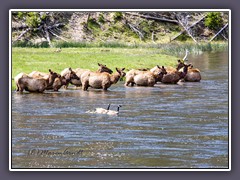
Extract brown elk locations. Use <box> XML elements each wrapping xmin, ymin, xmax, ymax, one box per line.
<box><xmin>44</xmin><ymin>68</ymin><xmax>79</xmax><ymax>91</ymax></box>
<box><xmin>125</xmin><ymin>65</ymin><xmax>167</xmax><ymax>87</ymax></box>
<box><xmin>165</xmin><ymin>60</ymin><xmax>186</xmax><ymax>73</ymax></box>
<box><xmin>161</xmin><ymin>64</ymin><xmax>191</xmax><ymax>84</ymax></box>
<box><xmin>61</xmin><ymin>63</ymin><xmax>113</xmax><ymax>88</ymax></box>
<box><xmin>14</xmin><ymin>72</ymin><xmax>29</xmax><ymax>91</ymax></box>
<box><xmin>183</xmin><ymin>64</ymin><xmax>201</xmax><ymax>82</ymax></box>
<box><xmin>81</xmin><ymin>68</ymin><xmax>125</xmax><ymax>91</ymax></box>
<box><xmin>17</xmin><ymin>69</ymin><xmax>59</xmax><ymax>93</ymax></box>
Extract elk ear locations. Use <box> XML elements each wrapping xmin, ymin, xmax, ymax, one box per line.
<box><xmin>49</xmin><ymin>69</ymin><xmax>53</xmax><ymax>74</ymax></box>
<box><xmin>122</xmin><ymin>68</ymin><xmax>125</xmax><ymax>71</ymax></box>
<box><xmin>116</xmin><ymin>68</ymin><xmax>119</xmax><ymax>72</ymax></box>
<box><xmin>162</xmin><ymin>66</ymin><xmax>164</xmax><ymax>69</ymax></box>
<box><xmin>69</xmin><ymin>67</ymin><xmax>72</xmax><ymax>71</ymax></box>
<box><xmin>98</xmin><ymin>63</ymin><xmax>101</xmax><ymax>66</ymax></box>
<box><xmin>157</xmin><ymin>65</ymin><xmax>160</xmax><ymax>68</ymax></box>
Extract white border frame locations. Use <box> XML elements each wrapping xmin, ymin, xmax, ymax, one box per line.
<box><xmin>9</xmin><ymin>9</ymin><xmax>231</xmax><ymax>171</ymax></box>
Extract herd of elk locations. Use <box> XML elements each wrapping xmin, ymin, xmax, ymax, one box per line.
<box><xmin>14</xmin><ymin>60</ymin><xmax>201</xmax><ymax>93</ymax></box>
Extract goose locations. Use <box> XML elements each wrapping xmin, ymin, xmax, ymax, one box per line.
<box><xmin>106</xmin><ymin>105</ymin><xmax>122</xmax><ymax>115</ymax></box>
<box><xmin>95</xmin><ymin>104</ymin><xmax>111</xmax><ymax>114</ymax></box>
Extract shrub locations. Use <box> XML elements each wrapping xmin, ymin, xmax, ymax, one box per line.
<box><xmin>113</xmin><ymin>12</ymin><xmax>123</xmax><ymax>22</ymax></box>
<box><xmin>98</xmin><ymin>13</ymin><xmax>105</xmax><ymax>24</ymax></box>
<box><xmin>204</xmin><ymin>12</ymin><xmax>223</xmax><ymax>30</ymax></box>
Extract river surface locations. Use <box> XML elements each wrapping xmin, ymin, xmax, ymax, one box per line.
<box><xmin>11</xmin><ymin>51</ymin><xmax>229</xmax><ymax>169</ymax></box>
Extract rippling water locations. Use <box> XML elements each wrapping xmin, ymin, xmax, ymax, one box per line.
<box><xmin>11</xmin><ymin>51</ymin><xmax>229</xmax><ymax>169</ymax></box>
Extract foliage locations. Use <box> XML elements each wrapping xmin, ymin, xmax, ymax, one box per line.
<box><xmin>11</xmin><ymin>47</ymin><xmax>178</xmax><ymax>90</ymax></box>
<box><xmin>16</xmin><ymin>12</ymin><xmax>47</xmax><ymax>28</ymax></box>
<box><xmin>13</xmin><ymin>40</ymin><xmax>50</xmax><ymax>48</ymax></box>
<box><xmin>98</xmin><ymin>13</ymin><xmax>105</xmax><ymax>24</ymax></box>
<box><xmin>87</xmin><ymin>17</ymin><xmax>100</xmax><ymax>30</ymax></box>
<box><xmin>204</xmin><ymin>12</ymin><xmax>224</xmax><ymax>30</ymax></box>
<box><xmin>113</xmin><ymin>12</ymin><xmax>123</xmax><ymax>22</ymax></box>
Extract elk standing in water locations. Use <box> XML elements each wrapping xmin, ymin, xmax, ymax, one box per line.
<box><xmin>183</xmin><ymin>64</ymin><xmax>201</xmax><ymax>82</ymax></box>
<box><xmin>17</xmin><ymin>69</ymin><xmax>59</xmax><ymax>93</ymax></box>
<box><xmin>161</xmin><ymin>63</ymin><xmax>191</xmax><ymax>84</ymax></box>
<box><xmin>48</xmin><ymin>68</ymin><xmax>81</xmax><ymax>91</ymax></box>
<box><xmin>61</xmin><ymin>63</ymin><xmax>113</xmax><ymax>89</ymax></box>
<box><xmin>81</xmin><ymin>68</ymin><xmax>125</xmax><ymax>91</ymax></box>
<box><xmin>46</xmin><ymin>68</ymin><xmax>80</xmax><ymax>91</ymax></box>
<box><xmin>14</xmin><ymin>72</ymin><xmax>29</xmax><ymax>91</ymax></box>
<box><xmin>125</xmin><ymin>65</ymin><xmax>167</xmax><ymax>87</ymax></box>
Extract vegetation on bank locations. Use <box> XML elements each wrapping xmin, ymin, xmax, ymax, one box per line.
<box><xmin>12</xmin><ymin>11</ymin><xmax>229</xmax><ymax>46</ymax></box>
<box><xmin>11</xmin><ymin>41</ymin><xmax>228</xmax><ymax>90</ymax></box>
<box><xmin>12</xmin><ymin>41</ymin><xmax>228</xmax><ymax>55</ymax></box>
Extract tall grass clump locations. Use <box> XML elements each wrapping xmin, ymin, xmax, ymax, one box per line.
<box><xmin>53</xmin><ymin>41</ymin><xmax>94</xmax><ymax>48</ymax></box>
<box><xmin>12</xmin><ymin>40</ymin><xmax>228</xmax><ymax>54</ymax></box>
<box><xmin>12</xmin><ymin>41</ymin><xmax>50</xmax><ymax>48</ymax></box>
<box><xmin>54</xmin><ymin>41</ymin><xmax>140</xmax><ymax>49</ymax></box>
<box><xmin>154</xmin><ymin>42</ymin><xmax>228</xmax><ymax>56</ymax></box>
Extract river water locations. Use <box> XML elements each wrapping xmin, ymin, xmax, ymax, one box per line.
<box><xmin>11</xmin><ymin>51</ymin><xmax>229</xmax><ymax>169</ymax></box>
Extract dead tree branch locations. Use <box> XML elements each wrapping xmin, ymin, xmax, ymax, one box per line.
<box><xmin>174</xmin><ymin>13</ymin><xmax>198</xmax><ymax>43</ymax></box>
<box><xmin>44</xmin><ymin>24</ymin><xmax>52</xmax><ymax>47</ymax></box>
<box><xmin>49</xmin><ymin>29</ymin><xmax>69</xmax><ymax>42</ymax></box>
<box><xmin>125</xmin><ymin>12</ymin><xmax>179</xmax><ymax>24</ymax></box>
<box><xmin>127</xmin><ymin>22</ymin><xmax>144</xmax><ymax>40</ymax></box>
<box><xmin>170</xmin><ymin>15</ymin><xmax>207</xmax><ymax>42</ymax></box>
<box><xmin>209</xmin><ymin>23</ymin><xmax>229</xmax><ymax>42</ymax></box>
<box><xmin>12</xmin><ymin>28</ymin><xmax>31</xmax><ymax>44</ymax></box>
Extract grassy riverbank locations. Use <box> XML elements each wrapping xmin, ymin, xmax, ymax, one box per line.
<box><xmin>11</xmin><ymin>42</ymin><xmax>228</xmax><ymax>90</ymax></box>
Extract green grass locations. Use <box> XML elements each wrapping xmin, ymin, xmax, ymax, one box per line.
<box><xmin>11</xmin><ymin>41</ymin><xmax>228</xmax><ymax>90</ymax></box>
<box><xmin>11</xmin><ymin>47</ymin><xmax>179</xmax><ymax>90</ymax></box>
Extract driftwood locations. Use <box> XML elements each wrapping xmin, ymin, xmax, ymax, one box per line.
<box><xmin>170</xmin><ymin>15</ymin><xmax>207</xmax><ymax>42</ymax></box>
<box><xmin>12</xmin><ymin>28</ymin><xmax>31</xmax><ymax>44</ymax></box>
<box><xmin>127</xmin><ymin>22</ymin><xmax>144</xmax><ymax>40</ymax></box>
<box><xmin>47</xmin><ymin>23</ymin><xmax>65</xmax><ymax>29</ymax></box>
<box><xmin>221</xmin><ymin>33</ymin><xmax>228</xmax><ymax>41</ymax></box>
<box><xmin>49</xmin><ymin>29</ymin><xmax>69</xmax><ymax>42</ymax></box>
<box><xmin>175</xmin><ymin>14</ymin><xmax>198</xmax><ymax>43</ymax></box>
<box><xmin>209</xmin><ymin>23</ymin><xmax>229</xmax><ymax>42</ymax></box>
<box><xmin>12</xmin><ymin>24</ymin><xmax>28</xmax><ymax>31</ymax></box>
<box><xmin>125</xmin><ymin>12</ymin><xmax>178</xmax><ymax>24</ymax></box>
<box><xmin>12</xmin><ymin>22</ymin><xmax>66</xmax><ymax>46</ymax></box>
<box><xmin>44</xmin><ymin>24</ymin><xmax>52</xmax><ymax>47</ymax></box>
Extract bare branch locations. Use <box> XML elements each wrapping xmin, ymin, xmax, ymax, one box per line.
<box><xmin>209</xmin><ymin>23</ymin><xmax>228</xmax><ymax>42</ymax></box>
<box><xmin>44</xmin><ymin>24</ymin><xmax>52</xmax><ymax>47</ymax></box>
<box><xmin>48</xmin><ymin>29</ymin><xmax>69</xmax><ymax>42</ymax></box>
<box><xmin>171</xmin><ymin>15</ymin><xmax>207</xmax><ymax>42</ymax></box>
<box><xmin>174</xmin><ymin>13</ymin><xmax>198</xmax><ymax>43</ymax></box>
<box><xmin>12</xmin><ymin>28</ymin><xmax>31</xmax><ymax>44</ymax></box>
<box><xmin>125</xmin><ymin>12</ymin><xmax>178</xmax><ymax>24</ymax></box>
<box><xmin>127</xmin><ymin>22</ymin><xmax>144</xmax><ymax>40</ymax></box>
